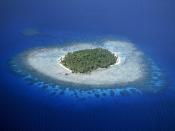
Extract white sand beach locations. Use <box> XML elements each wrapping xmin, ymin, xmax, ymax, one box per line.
<box><xmin>26</xmin><ymin>40</ymin><xmax>145</xmax><ymax>86</ymax></box>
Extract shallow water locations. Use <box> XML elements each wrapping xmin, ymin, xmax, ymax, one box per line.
<box><xmin>1</xmin><ymin>0</ymin><xmax>175</xmax><ymax>130</ymax></box>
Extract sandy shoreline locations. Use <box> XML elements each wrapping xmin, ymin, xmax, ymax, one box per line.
<box><xmin>58</xmin><ymin>56</ymin><xmax>72</xmax><ymax>73</ymax></box>
<box><xmin>26</xmin><ymin>41</ymin><xmax>145</xmax><ymax>86</ymax></box>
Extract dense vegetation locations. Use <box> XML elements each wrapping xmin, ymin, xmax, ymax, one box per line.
<box><xmin>61</xmin><ymin>48</ymin><xmax>117</xmax><ymax>73</ymax></box>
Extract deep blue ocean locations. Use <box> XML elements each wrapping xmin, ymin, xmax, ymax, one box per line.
<box><xmin>1</xmin><ymin>0</ymin><xmax>175</xmax><ymax>130</ymax></box>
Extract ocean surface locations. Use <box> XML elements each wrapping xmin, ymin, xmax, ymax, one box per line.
<box><xmin>1</xmin><ymin>0</ymin><xmax>175</xmax><ymax>130</ymax></box>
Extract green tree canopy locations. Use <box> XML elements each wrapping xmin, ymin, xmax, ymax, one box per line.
<box><xmin>61</xmin><ymin>48</ymin><xmax>117</xmax><ymax>73</ymax></box>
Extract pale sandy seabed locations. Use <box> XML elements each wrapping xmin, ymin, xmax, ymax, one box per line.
<box><xmin>9</xmin><ymin>39</ymin><xmax>167</xmax><ymax>99</ymax></box>
<box><xmin>25</xmin><ymin>40</ymin><xmax>146</xmax><ymax>86</ymax></box>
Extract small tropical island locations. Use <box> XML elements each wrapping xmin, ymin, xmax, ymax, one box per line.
<box><xmin>16</xmin><ymin>41</ymin><xmax>145</xmax><ymax>86</ymax></box>
<box><xmin>61</xmin><ymin>48</ymin><xmax>118</xmax><ymax>73</ymax></box>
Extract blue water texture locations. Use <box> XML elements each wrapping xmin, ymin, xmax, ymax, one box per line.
<box><xmin>1</xmin><ymin>0</ymin><xmax>175</xmax><ymax>130</ymax></box>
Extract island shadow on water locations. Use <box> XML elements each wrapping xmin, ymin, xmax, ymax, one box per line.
<box><xmin>8</xmin><ymin>34</ymin><xmax>168</xmax><ymax>106</ymax></box>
